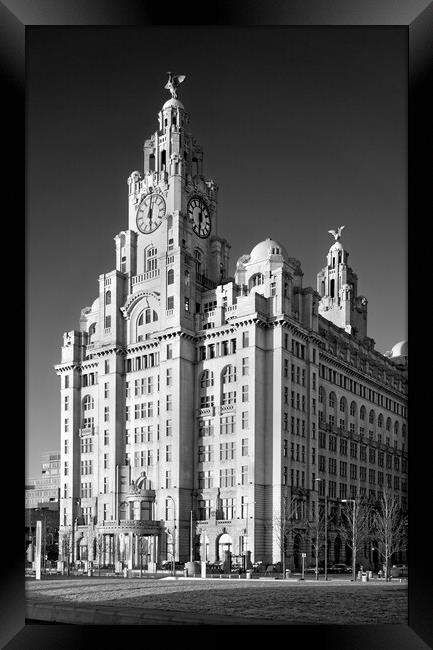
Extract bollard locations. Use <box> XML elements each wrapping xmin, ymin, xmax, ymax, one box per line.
<box><xmin>246</xmin><ymin>570</ymin><xmax>252</xmax><ymax>580</ymax></box>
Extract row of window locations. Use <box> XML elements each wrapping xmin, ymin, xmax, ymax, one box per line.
<box><xmin>198</xmin><ymin>439</ymin><xmax>249</xmax><ymax>462</ymax></box>
<box><xmin>318</xmin><ymin>389</ymin><xmax>406</xmax><ymax>435</ymax></box>
<box><xmin>319</xmin><ymin>363</ymin><xmax>407</xmax><ymax>416</ymax></box>
<box><xmin>198</xmin><ymin>467</ymin><xmax>249</xmax><ymax>488</ymax></box>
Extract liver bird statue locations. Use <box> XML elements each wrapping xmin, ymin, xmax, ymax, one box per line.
<box><xmin>328</xmin><ymin>225</ymin><xmax>345</xmax><ymax>241</ymax></box>
<box><xmin>165</xmin><ymin>72</ymin><xmax>186</xmax><ymax>99</ymax></box>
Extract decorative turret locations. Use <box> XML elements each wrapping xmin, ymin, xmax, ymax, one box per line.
<box><xmin>317</xmin><ymin>226</ymin><xmax>368</xmax><ymax>340</ymax></box>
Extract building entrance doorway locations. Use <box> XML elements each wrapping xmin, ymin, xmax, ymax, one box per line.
<box><xmin>217</xmin><ymin>533</ymin><xmax>232</xmax><ymax>561</ymax></box>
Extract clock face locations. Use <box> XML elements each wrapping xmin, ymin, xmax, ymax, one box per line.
<box><xmin>136</xmin><ymin>193</ymin><xmax>166</xmax><ymax>234</ymax></box>
<box><xmin>188</xmin><ymin>197</ymin><xmax>211</xmax><ymax>238</ymax></box>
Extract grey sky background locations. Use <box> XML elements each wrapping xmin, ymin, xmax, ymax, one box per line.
<box><xmin>27</xmin><ymin>26</ymin><xmax>407</xmax><ymax>476</ymax></box>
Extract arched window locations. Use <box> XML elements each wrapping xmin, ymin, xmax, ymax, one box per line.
<box><xmin>200</xmin><ymin>370</ymin><xmax>214</xmax><ymax>389</ymax></box>
<box><xmin>249</xmin><ymin>273</ymin><xmax>264</xmax><ymax>289</ymax></box>
<box><xmin>378</xmin><ymin>414</ymin><xmax>384</xmax><ymax>428</ymax></box>
<box><xmin>145</xmin><ymin>247</ymin><xmax>158</xmax><ymax>273</ymax></box>
<box><xmin>105</xmin><ymin>291</ymin><xmax>111</xmax><ymax>305</ymax></box>
<box><xmin>339</xmin><ymin>397</ymin><xmax>346</xmax><ymax>412</ymax></box>
<box><xmin>88</xmin><ymin>323</ymin><xmax>96</xmax><ymax>338</ymax></box>
<box><xmin>350</xmin><ymin>401</ymin><xmax>356</xmax><ymax>417</ymax></box>
<box><xmin>330</xmin><ymin>278</ymin><xmax>335</xmax><ymax>297</ymax></box>
<box><xmin>394</xmin><ymin>421</ymin><xmax>399</xmax><ymax>435</ymax></box>
<box><xmin>360</xmin><ymin>406</ymin><xmax>366</xmax><ymax>421</ymax></box>
<box><xmin>386</xmin><ymin>417</ymin><xmax>392</xmax><ymax>432</ymax></box>
<box><xmin>369</xmin><ymin>410</ymin><xmax>375</xmax><ymax>425</ymax></box>
<box><xmin>83</xmin><ymin>395</ymin><xmax>94</xmax><ymax>411</ymax></box>
<box><xmin>329</xmin><ymin>392</ymin><xmax>336</xmax><ymax>409</ymax></box>
<box><xmin>167</xmin><ymin>269</ymin><xmax>174</xmax><ymax>285</ymax></box>
<box><xmin>138</xmin><ymin>308</ymin><xmax>159</xmax><ymax>325</ymax></box>
<box><xmin>222</xmin><ymin>365</ymin><xmax>236</xmax><ymax>384</ymax></box>
<box><xmin>402</xmin><ymin>424</ymin><xmax>406</xmax><ymax>437</ymax></box>
<box><xmin>319</xmin><ymin>386</ymin><xmax>325</xmax><ymax>404</ymax></box>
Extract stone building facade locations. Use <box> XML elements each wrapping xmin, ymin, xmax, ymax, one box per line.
<box><xmin>55</xmin><ymin>79</ymin><xmax>407</xmax><ymax>571</ymax></box>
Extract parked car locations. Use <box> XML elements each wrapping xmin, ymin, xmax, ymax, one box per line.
<box><xmin>160</xmin><ymin>560</ymin><xmax>184</xmax><ymax>570</ymax></box>
<box><xmin>304</xmin><ymin>566</ymin><xmax>324</xmax><ymax>574</ymax></box>
<box><xmin>328</xmin><ymin>563</ymin><xmax>351</xmax><ymax>574</ymax></box>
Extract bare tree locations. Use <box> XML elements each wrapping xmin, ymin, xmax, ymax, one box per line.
<box><xmin>305</xmin><ymin>503</ymin><xmax>327</xmax><ymax>579</ymax></box>
<box><xmin>273</xmin><ymin>495</ymin><xmax>299</xmax><ymax>578</ymax></box>
<box><xmin>61</xmin><ymin>532</ymin><xmax>70</xmax><ymax>576</ymax></box>
<box><xmin>95</xmin><ymin>534</ymin><xmax>104</xmax><ymax>576</ymax></box>
<box><xmin>372</xmin><ymin>489</ymin><xmax>408</xmax><ymax>581</ymax></box>
<box><xmin>337</xmin><ymin>498</ymin><xmax>372</xmax><ymax>581</ymax></box>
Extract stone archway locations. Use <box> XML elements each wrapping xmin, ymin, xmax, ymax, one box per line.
<box><xmin>217</xmin><ymin>533</ymin><xmax>232</xmax><ymax>562</ymax></box>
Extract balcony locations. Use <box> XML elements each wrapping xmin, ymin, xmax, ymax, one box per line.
<box><xmin>130</xmin><ymin>268</ymin><xmax>161</xmax><ymax>291</ymax></box>
<box><xmin>99</xmin><ymin>519</ymin><xmax>163</xmax><ymax>535</ymax></box>
<box><xmin>198</xmin><ymin>406</ymin><xmax>215</xmax><ymax>417</ymax></box>
<box><xmin>79</xmin><ymin>426</ymin><xmax>97</xmax><ymax>436</ymax></box>
<box><xmin>196</xmin><ymin>273</ymin><xmax>218</xmax><ymax>290</ymax></box>
<box><xmin>220</xmin><ymin>404</ymin><xmax>235</xmax><ymax>414</ymax></box>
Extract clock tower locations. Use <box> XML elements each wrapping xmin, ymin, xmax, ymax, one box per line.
<box><xmin>117</xmin><ymin>75</ymin><xmax>230</xmax><ymax>336</ymax></box>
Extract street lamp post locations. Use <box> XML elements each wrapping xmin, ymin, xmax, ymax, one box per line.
<box><xmin>342</xmin><ymin>498</ymin><xmax>356</xmax><ymax>582</ymax></box>
<box><xmin>167</xmin><ymin>495</ymin><xmax>176</xmax><ymax>576</ymax></box>
<box><xmin>190</xmin><ymin>510</ymin><xmax>193</xmax><ymax>563</ymax></box>
<box><xmin>244</xmin><ymin>499</ymin><xmax>255</xmax><ymax>571</ymax></box>
<box><xmin>314</xmin><ymin>480</ymin><xmax>320</xmax><ymax>581</ymax></box>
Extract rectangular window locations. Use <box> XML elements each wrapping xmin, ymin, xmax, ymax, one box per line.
<box><xmin>104</xmin><ymin>406</ymin><xmax>109</xmax><ymax>422</ymax></box>
<box><xmin>167</xmin><ymin>296</ymin><xmax>174</xmax><ymax>310</ymax></box>
<box><xmin>166</xmin><ymin>394</ymin><xmax>172</xmax><ymax>411</ymax></box>
<box><xmin>166</xmin><ymin>419</ymin><xmax>172</xmax><ymax>437</ymax></box>
<box><xmin>64</xmin><ymin>419</ymin><xmax>69</xmax><ymax>433</ymax></box>
<box><xmin>64</xmin><ymin>396</ymin><xmax>69</xmax><ymax>411</ymax></box>
<box><xmin>80</xmin><ymin>437</ymin><xmax>93</xmax><ymax>454</ymax></box>
<box><xmin>166</xmin><ymin>445</ymin><xmax>172</xmax><ymax>462</ymax></box>
<box><xmin>220</xmin><ymin>415</ymin><xmax>236</xmax><ymax>434</ymax></box>
<box><xmin>167</xmin><ymin>344</ymin><xmax>173</xmax><ymax>359</ymax></box>
<box><xmin>241</xmin><ymin>465</ymin><xmax>248</xmax><ymax>485</ymax></box>
<box><xmin>103</xmin><ymin>477</ymin><xmax>109</xmax><ymax>494</ymax></box>
<box><xmin>242</xmin><ymin>357</ymin><xmax>249</xmax><ymax>376</ymax></box>
<box><xmin>241</xmin><ymin>385</ymin><xmax>249</xmax><ymax>402</ymax></box>
<box><xmin>219</xmin><ymin>467</ymin><xmax>236</xmax><ymax>488</ymax></box>
<box><xmin>105</xmin><ymin>360</ymin><xmax>110</xmax><ymax>373</ymax></box>
<box><xmin>199</xmin><ymin>420</ymin><xmax>214</xmax><ymax>437</ymax></box>
<box><xmin>104</xmin><ymin>382</ymin><xmax>109</xmax><ymax>399</ymax></box>
<box><xmin>198</xmin><ymin>470</ymin><xmax>213</xmax><ymax>489</ymax></box>
<box><xmin>166</xmin><ymin>368</ymin><xmax>172</xmax><ymax>386</ymax></box>
<box><xmin>242</xmin><ymin>331</ymin><xmax>249</xmax><ymax>347</ymax></box>
<box><xmin>241</xmin><ymin>411</ymin><xmax>249</xmax><ymax>430</ymax></box>
<box><xmin>165</xmin><ymin>470</ymin><xmax>172</xmax><ymax>488</ymax></box>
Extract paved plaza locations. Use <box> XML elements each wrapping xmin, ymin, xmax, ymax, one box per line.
<box><xmin>26</xmin><ymin>576</ymin><xmax>407</xmax><ymax>625</ymax></box>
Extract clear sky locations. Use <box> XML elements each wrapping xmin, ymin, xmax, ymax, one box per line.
<box><xmin>26</xmin><ymin>26</ymin><xmax>407</xmax><ymax>476</ymax></box>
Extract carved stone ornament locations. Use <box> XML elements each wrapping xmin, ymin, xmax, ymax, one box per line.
<box><xmin>63</xmin><ymin>332</ymin><xmax>72</xmax><ymax>347</ymax></box>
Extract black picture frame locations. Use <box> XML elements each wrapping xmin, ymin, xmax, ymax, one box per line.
<box><xmin>3</xmin><ymin>0</ymin><xmax>432</xmax><ymax>648</ymax></box>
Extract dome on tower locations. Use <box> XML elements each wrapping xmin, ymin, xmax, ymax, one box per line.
<box><xmin>249</xmin><ymin>238</ymin><xmax>288</xmax><ymax>264</ymax></box>
<box><xmin>162</xmin><ymin>97</ymin><xmax>184</xmax><ymax>110</ymax></box>
<box><xmin>390</xmin><ymin>340</ymin><xmax>408</xmax><ymax>358</ymax></box>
